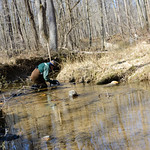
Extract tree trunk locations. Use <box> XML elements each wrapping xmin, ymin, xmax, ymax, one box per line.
<box><xmin>24</xmin><ymin>0</ymin><xmax>39</xmax><ymax>50</ymax></box>
<box><xmin>0</xmin><ymin>15</ymin><xmax>7</xmax><ymax>50</ymax></box>
<box><xmin>35</xmin><ymin>0</ymin><xmax>48</xmax><ymax>48</ymax></box>
<box><xmin>114</xmin><ymin>0</ymin><xmax>124</xmax><ymax>38</ymax></box>
<box><xmin>47</xmin><ymin>0</ymin><xmax>58</xmax><ymax>52</ymax></box>
<box><xmin>123</xmin><ymin>0</ymin><xmax>130</xmax><ymax>36</ymax></box>
<box><xmin>98</xmin><ymin>0</ymin><xmax>105</xmax><ymax>50</ymax></box>
<box><xmin>13</xmin><ymin>0</ymin><xmax>25</xmax><ymax>48</ymax></box>
<box><xmin>86</xmin><ymin>0</ymin><xmax>92</xmax><ymax>47</ymax></box>
<box><xmin>2</xmin><ymin>0</ymin><xmax>15</xmax><ymax>50</ymax></box>
<box><xmin>143</xmin><ymin>0</ymin><xmax>149</xmax><ymax>32</ymax></box>
<box><xmin>136</xmin><ymin>0</ymin><xmax>144</xmax><ymax>29</ymax></box>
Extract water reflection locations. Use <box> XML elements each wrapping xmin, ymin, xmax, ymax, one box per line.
<box><xmin>2</xmin><ymin>83</ymin><xmax>150</xmax><ymax>149</ymax></box>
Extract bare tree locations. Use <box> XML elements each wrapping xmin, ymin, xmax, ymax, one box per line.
<box><xmin>143</xmin><ymin>0</ymin><xmax>149</xmax><ymax>32</ymax></box>
<box><xmin>35</xmin><ymin>0</ymin><xmax>48</xmax><ymax>48</ymax></box>
<box><xmin>24</xmin><ymin>0</ymin><xmax>39</xmax><ymax>50</ymax></box>
<box><xmin>113</xmin><ymin>0</ymin><xmax>124</xmax><ymax>38</ymax></box>
<box><xmin>136</xmin><ymin>0</ymin><xmax>144</xmax><ymax>29</ymax></box>
<box><xmin>47</xmin><ymin>0</ymin><xmax>58</xmax><ymax>52</ymax></box>
<box><xmin>0</xmin><ymin>0</ymin><xmax>150</xmax><ymax>57</ymax></box>
<box><xmin>98</xmin><ymin>0</ymin><xmax>105</xmax><ymax>50</ymax></box>
<box><xmin>123</xmin><ymin>0</ymin><xmax>131</xmax><ymax>37</ymax></box>
<box><xmin>0</xmin><ymin>14</ymin><xmax>7</xmax><ymax>50</ymax></box>
<box><xmin>2</xmin><ymin>0</ymin><xmax>15</xmax><ymax>50</ymax></box>
<box><xmin>13</xmin><ymin>0</ymin><xmax>25</xmax><ymax>48</ymax></box>
<box><xmin>86</xmin><ymin>0</ymin><xmax>92</xmax><ymax>47</ymax></box>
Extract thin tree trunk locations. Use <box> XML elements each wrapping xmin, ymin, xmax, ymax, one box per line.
<box><xmin>123</xmin><ymin>0</ymin><xmax>130</xmax><ymax>35</ymax></box>
<box><xmin>2</xmin><ymin>0</ymin><xmax>15</xmax><ymax>50</ymax></box>
<box><xmin>136</xmin><ymin>0</ymin><xmax>144</xmax><ymax>28</ymax></box>
<box><xmin>98</xmin><ymin>0</ymin><xmax>105</xmax><ymax>50</ymax></box>
<box><xmin>143</xmin><ymin>0</ymin><xmax>149</xmax><ymax>32</ymax></box>
<box><xmin>24</xmin><ymin>0</ymin><xmax>39</xmax><ymax>50</ymax></box>
<box><xmin>86</xmin><ymin>0</ymin><xmax>92</xmax><ymax>47</ymax></box>
<box><xmin>103</xmin><ymin>0</ymin><xmax>110</xmax><ymax>37</ymax></box>
<box><xmin>13</xmin><ymin>0</ymin><xmax>25</xmax><ymax>47</ymax></box>
<box><xmin>0</xmin><ymin>15</ymin><xmax>7</xmax><ymax>50</ymax></box>
<box><xmin>66</xmin><ymin>0</ymin><xmax>74</xmax><ymax>49</ymax></box>
<box><xmin>15</xmin><ymin>1</ymin><xmax>31</xmax><ymax>50</ymax></box>
<box><xmin>115</xmin><ymin>0</ymin><xmax>124</xmax><ymax>38</ymax></box>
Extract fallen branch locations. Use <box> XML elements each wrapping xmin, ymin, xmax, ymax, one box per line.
<box><xmin>71</xmin><ymin>50</ymin><xmax>109</xmax><ymax>54</ymax></box>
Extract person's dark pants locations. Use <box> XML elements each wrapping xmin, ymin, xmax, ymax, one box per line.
<box><xmin>30</xmin><ymin>68</ymin><xmax>47</xmax><ymax>88</ymax></box>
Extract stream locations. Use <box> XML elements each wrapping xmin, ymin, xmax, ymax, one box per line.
<box><xmin>1</xmin><ymin>82</ymin><xmax>150</xmax><ymax>150</ymax></box>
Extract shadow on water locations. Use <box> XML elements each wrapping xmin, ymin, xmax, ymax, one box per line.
<box><xmin>1</xmin><ymin>82</ymin><xmax>150</xmax><ymax>149</ymax></box>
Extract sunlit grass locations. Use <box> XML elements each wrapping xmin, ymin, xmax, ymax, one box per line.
<box><xmin>57</xmin><ymin>42</ymin><xmax>150</xmax><ymax>84</ymax></box>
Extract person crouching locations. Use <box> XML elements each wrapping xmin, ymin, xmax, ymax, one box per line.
<box><xmin>30</xmin><ymin>60</ymin><xmax>59</xmax><ymax>89</ymax></box>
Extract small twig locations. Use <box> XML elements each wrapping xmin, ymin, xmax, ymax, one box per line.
<box><xmin>18</xmin><ymin>77</ymin><xmax>26</xmax><ymax>84</ymax></box>
<box><xmin>47</xmin><ymin>42</ymin><xmax>51</xmax><ymax>61</ymax></box>
<box><xmin>1</xmin><ymin>86</ymin><xmax>30</xmax><ymax>109</ymax></box>
<box><xmin>2</xmin><ymin>94</ymin><xmax>6</xmax><ymax>103</ymax></box>
<box><xmin>1</xmin><ymin>94</ymin><xmax>6</xmax><ymax>109</ymax></box>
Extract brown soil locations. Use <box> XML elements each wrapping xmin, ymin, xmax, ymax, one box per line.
<box><xmin>0</xmin><ymin>57</ymin><xmax>48</xmax><ymax>82</ymax></box>
<box><xmin>0</xmin><ymin>55</ymin><xmax>62</xmax><ymax>86</ymax></box>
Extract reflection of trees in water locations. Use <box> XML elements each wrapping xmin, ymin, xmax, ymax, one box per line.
<box><xmin>0</xmin><ymin>110</ymin><xmax>19</xmax><ymax>150</ymax></box>
<box><xmin>2</xmin><ymin>87</ymin><xmax>150</xmax><ymax>149</ymax></box>
<box><xmin>0</xmin><ymin>110</ymin><xmax>5</xmax><ymax>149</ymax></box>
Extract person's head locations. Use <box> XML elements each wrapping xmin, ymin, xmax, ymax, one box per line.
<box><xmin>49</xmin><ymin>60</ymin><xmax>56</xmax><ymax>70</ymax></box>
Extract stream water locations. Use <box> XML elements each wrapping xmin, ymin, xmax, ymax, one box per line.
<box><xmin>1</xmin><ymin>82</ymin><xmax>150</xmax><ymax>150</ymax></box>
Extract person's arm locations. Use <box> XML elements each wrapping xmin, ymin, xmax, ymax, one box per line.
<box><xmin>43</xmin><ymin>63</ymin><xmax>60</xmax><ymax>86</ymax></box>
<box><xmin>43</xmin><ymin>64</ymin><xmax>51</xmax><ymax>82</ymax></box>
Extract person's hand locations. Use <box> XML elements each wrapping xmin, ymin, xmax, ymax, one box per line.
<box><xmin>49</xmin><ymin>80</ymin><xmax>60</xmax><ymax>86</ymax></box>
<box><xmin>52</xmin><ymin>80</ymin><xmax>60</xmax><ymax>85</ymax></box>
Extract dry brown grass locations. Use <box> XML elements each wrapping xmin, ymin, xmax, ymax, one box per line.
<box><xmin>57</xmin><ymin>41</ymin><xmax>150</xmax><ymax>84</ymax></box>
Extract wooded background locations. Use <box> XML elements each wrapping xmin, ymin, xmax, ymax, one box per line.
<box><xmin>0</xmin><ymin>0</ymin><xmax>150</xmax><ymax>56</ymax></box>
